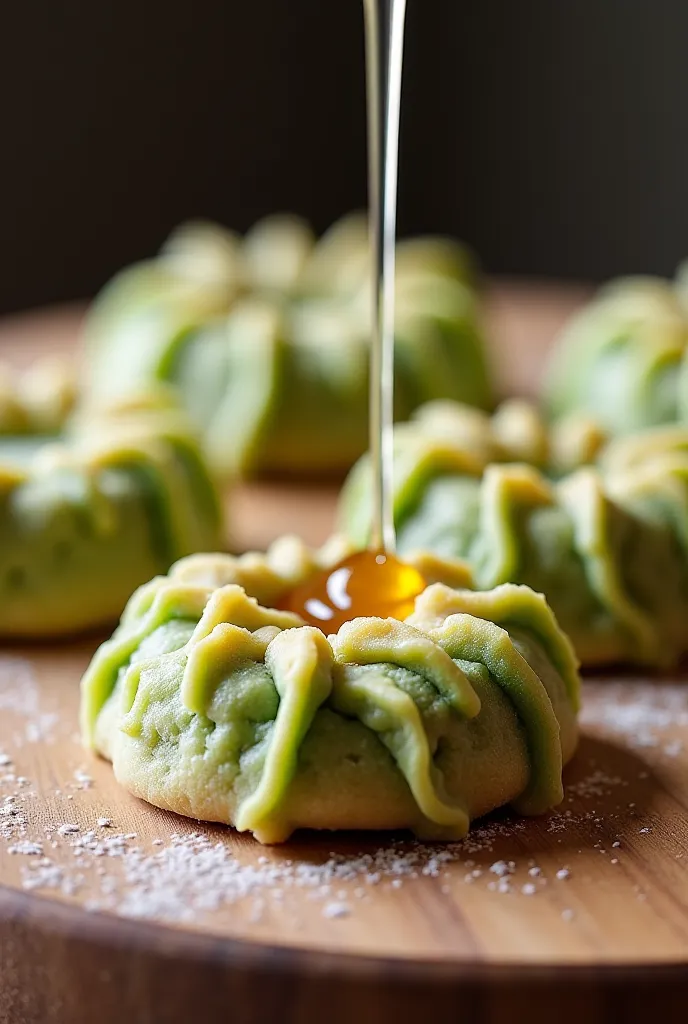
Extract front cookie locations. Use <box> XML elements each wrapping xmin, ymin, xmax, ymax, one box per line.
<box><xmin>81</xmin><ymin>538</ymin><xmax>579</xmax><ymax>844</ymax></box>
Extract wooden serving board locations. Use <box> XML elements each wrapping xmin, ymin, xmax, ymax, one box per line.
<box><xmin>2</xmin><ymin>286</ymin><xmax>688</xmax><ymax>1024</ymax></box>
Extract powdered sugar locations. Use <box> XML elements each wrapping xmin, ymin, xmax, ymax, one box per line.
<box><xmin>8</xmin><ymin>813</ymin><xmax>599</xmax><ymax>926</ymax></box>
<box><xmin>582</xmin><ymin>682</ymin><xmax>688</xmax><ymax>757</ymax></box>
<box><xmin>57</xmin><ymin>823</ymin><xmax>80</xmax><ymax>836</ymax></box>
<box><xmin>322</xmin><ymin>901</ymin><xmax>351</xmax><ymax>919</ymax></box>
<box><xmin>0</xmin><ymin>657</ymin><xmax>58</xmax><ymax>744</ymax></box>
<box><xmin>0</xmin><ymin>666</ymin><xmax>686</xmax><ymax>933</ymax></box>
<box><xmin>8</xmin><ymin>840</ymin><xmax>42</xmax><ymax>856</ymax></box>
<box><xmin>566</xmin><ymin>770</ymin><xmax>626</xmax><ymax>799</ymax></box>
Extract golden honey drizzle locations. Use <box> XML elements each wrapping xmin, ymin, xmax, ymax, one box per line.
<box><xmin>279</xmin><ymin>549</ymin><xmax>426</xmax><ymax>631</ymax></box>
<box><xmin>281</xmin><ymin>0</ymin><xmax>426</xmax><ymax>628</ymax></box>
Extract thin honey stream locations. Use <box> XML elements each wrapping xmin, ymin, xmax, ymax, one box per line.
<box><xmin>280</xmin><ymin>0</ymin><xmax>426</xmax><ymax>629</ymax></box>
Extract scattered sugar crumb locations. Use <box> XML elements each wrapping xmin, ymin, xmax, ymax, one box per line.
<box><xmin>57</xmin><ymin>824</ymin><xmax>79</xmax><ymax>836</ymax></box>
<box><xmin>0</xmin><ymin>657</ymin><xmax>58</xmax><ymax>743</ymax></box>
<box><xmin>0</xmin><ymin>671</ymin><xmax>686</xmax><ymax>932</ymax></box>
<box><xmin>8</xmin><ymin>841</ymin><xmax>42</xmax><ymax>856</ymax></box>
<box><xmin>73</xmin><ymin>770</ymin><xmax>94</xmax><ymax>790</ymax></box>
<box><xmin>566</xmin><ymin>770</ymin><xmax>625</xmax><ymax>799</ymax></box>
<box><xmin>322</xmin><ymin>902</ymin><xmax>350</xmax><ymax>919</ymax></box>
<box><xmin>581</xmin><ymin>684</ymin><xmax>688</xmax><ymax>760</ymax></box>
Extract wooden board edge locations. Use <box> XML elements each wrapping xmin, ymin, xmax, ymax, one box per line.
<box><xmin>1</xmin><ymin>884</ymin><xmax>688</xmax><ymax>1024</ymax></box>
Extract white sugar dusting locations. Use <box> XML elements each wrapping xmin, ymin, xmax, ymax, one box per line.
<box><xmin>566</xmin><ymin>770</ymin><xmax>626</xmax><ymax>799</ymax></box>
<box><xmin>57</xmin><ymin>823</ymin><xmax>80</xmax><ymax>836</ymax></box>
<box><xmin>8</xmin><ymin>841</ymin><xmax>42</xmax><ymax>856</ymax></box>
<box><xmin>582</xmin><ymin>683</ymin><xmax>688</xmax><ymax>757</ymax></box>
<box><xmin>0</xmin><ymin>657</ymin><xmax>58</xmax><ymax>744</ymax></box>
<box><xmin>322</xmin><ymin>901</ymin><xmax>351</xmax><ymax>919</ymax></box>
<box><xmin>0</xmin><ymin>664</ymin><xmax>686</xmax><ymax>926</ymax></box>
<box><xmin>0</xmin><ymin>795</ymin><xmax>28</xmax><ymax>844</ymax></box>
<box><xmin>72</xmin><ymin>769</ymin><xmax>94</xmax><ymax>790</ymax></box>
<box><xmin>10</xmin><ymin>820</ymin><xmax>555</xmax><ymax>924</ymax></box>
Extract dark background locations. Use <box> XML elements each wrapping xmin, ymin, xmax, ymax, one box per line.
<box><xmin>1</xmin><ymin>0</ymin><xmax>687</xmax><ymax>313</ymax></box>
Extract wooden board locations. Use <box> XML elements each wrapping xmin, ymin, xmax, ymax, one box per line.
<box><xmin>2</xmin><ymin>287</ymin><xmax>688</xmax><ymax>1024</ymax></box>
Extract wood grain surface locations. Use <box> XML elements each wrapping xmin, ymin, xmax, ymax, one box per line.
<box><xmin>2</xmin><ymin>285</ymin><xmax>688</xmax><ymax>1024</ymax></box>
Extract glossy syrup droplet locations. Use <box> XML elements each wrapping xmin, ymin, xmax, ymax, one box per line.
<box><xmin>278</xmin><ymin>550</ymin><xmax>426</xmax><ymax>632</ymax></box>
